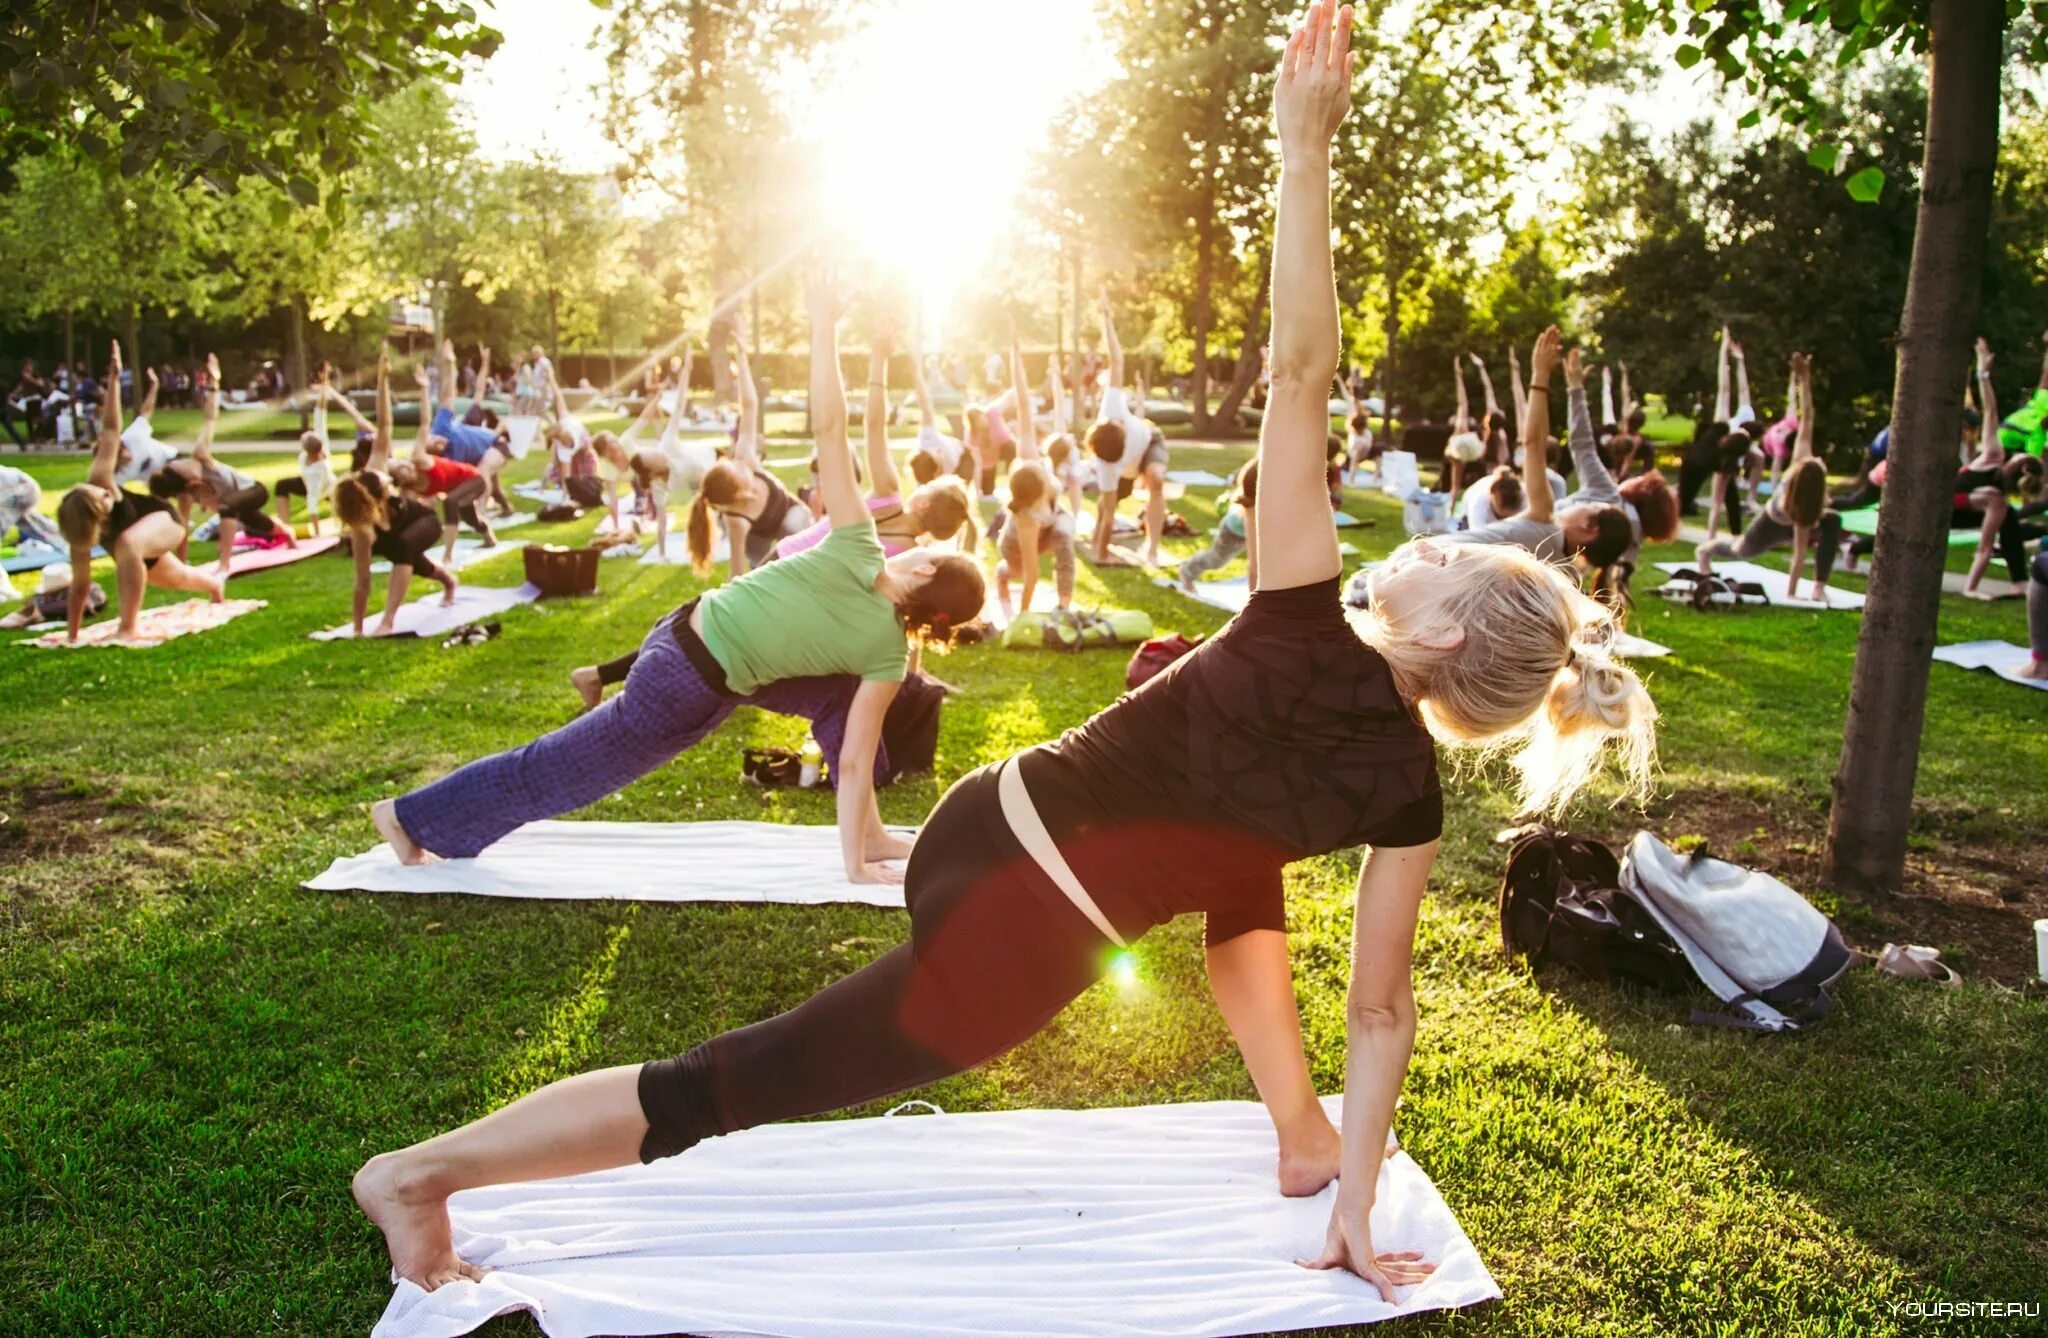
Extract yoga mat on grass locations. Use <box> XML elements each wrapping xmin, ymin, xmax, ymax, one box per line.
<box><xmin>1613</xmin><ymin>633</ymin><xmax>1672</xmax><ymax>658</ymax></box>
<box><xmin>1160</xmin><ymin>573</ymin><xmax>1252</xmax><ymax>614</ymax></box>
<box><xmin>4</xmin><ymin>540</ymin><xmax>104</xmax><ymax>573</ymax></box>
<box><xmin>1837</xmin><ymin>507</ymin><xmax>1981</xmax><ymax>545</ymax></box>
<box><xmin>224</xmin><ymin>534</ymin><xmax>342</xmax><ymax>576</ymax></box>
<box><xmin>488</xmin><ymin>510</ymin><xmax>537</xmax><ymax>532</ymax></box>
<box><xmin>369</xmin><ymin>1096</ymin><xmax>1498</xmax><ymax>1338</ymax></box>
<box><xmin>305</xmin><ymin>819</ymin><xmax>913</xmax><ymax>907</ymax></box>
<box><xmin>308</xmin><ymin>582</ymin><xmax>541</xmax><ymax>641</ymax></box>
<box><xmin>512</xmin><ymin>482</ymin><xmax>568</xmax><ymax>505</ymax></box>
<box><xmin>20</xmin><ymin>598</ymin><xmax>264</xmax><ymax>648</ymax></box>
<box><xmin>1654</xmin><ymin>560</ymin><xmax>1866</xmax><ymax>611</ymax></box>
<box><xmin>370</xmin><ymin>539</ymin><xmax>527</xmax><ymax>575</ymax></box>
<box><xmin>636</xmin><ymin>527</ymin><xmax>728</xmax><ymax>565</ymax></box>
<box><xmin>1932</xmin><ymin>641</ymin><xmax>2048</xmax><ymax>691</ymax></box>
<box><xmin>977</xmin><ymin>579</ymin><xmax>1065</xmax><ymax>630</ymax></box>
<box><xmin>1166</xmin><ymin>468</ymin><xmax>1231</xmax><ymax>487</ymax></box>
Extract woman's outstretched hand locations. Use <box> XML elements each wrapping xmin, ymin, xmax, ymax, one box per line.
<box><xmin>1297</xmin><ymin>1193</ymin><xmax>1438</xmax><ymax>1301</ymax></box>
<box><xmin>1563</xmin><ymin>346</ymin><xmax>1584</xmax><ymax>391</ymax></box>
<box><xmin>1274</xmin><ymin>1</ymin><xmax>1355</xmax><ymax>160</ymax></box>
<box><xmin>1530</xmin><ymin>326</ymin><xmax>1562</xmax><ymax>385</ymax></box>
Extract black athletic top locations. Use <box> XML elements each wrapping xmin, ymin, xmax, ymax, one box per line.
<box><xmin>369</xmin><ymin>495</ymin><xmax>441</xmax><ymax>566</ymax></box>
<box><xmin>751</xmin><ymin>469</ymin><xmax>797</xmax><ymax>537</ymax></box>
<box><xmin>103</xmin><ymin>488</ymin><xmax>173</xmax><ymax>545</ymax></box>
<box><xmin>1019</xmin><ymin>576</ymin><xmax>1442</xmax><ymax>943</ymax></box>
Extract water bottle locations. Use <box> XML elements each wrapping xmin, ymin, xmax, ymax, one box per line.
<box><xmin>799</xmin><ymin>736</ymin><xmax>823</xmax><ymax>788</ymax></box>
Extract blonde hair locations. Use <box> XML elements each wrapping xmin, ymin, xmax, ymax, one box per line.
<box><xmin>1353</xmin><ymin>545</ymin><xmax>1657</xmax><ymax>815</ymax></box>
<box><xmin>58</xmin><ymin>486</ymin><xmax>112</xmax><ymax>547</ymax></box>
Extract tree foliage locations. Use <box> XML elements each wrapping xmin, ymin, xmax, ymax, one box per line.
<box><xmin>0</xmin><ymin>0</ymin><xmax>499</xmax><ymax>192</ymax></box>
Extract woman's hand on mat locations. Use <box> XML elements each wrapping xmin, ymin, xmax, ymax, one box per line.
<box><xmin>1298</xmin><ymin>1194</ymin><xmax>1437</xmax><ymax>1299</ymax></box>
<box><xmin>1273</xmin><ymin>0</ymin><xmax>1354</xmax><ymax>159</ymax></box>
<box><xmin>849</xmin><ymin>861</ymin><xmax>905</xmax><ymax>886</ymax></box>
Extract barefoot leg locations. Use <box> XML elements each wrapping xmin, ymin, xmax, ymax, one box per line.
<box><xmin>570</xmin><ymin>665</ymin><xmax>603</xmax><ymax>710</ymax></box>
<box><xmin>371</xmin><ymin>798</ymin><xmax>434</xmax><ymax>866</ymax></box>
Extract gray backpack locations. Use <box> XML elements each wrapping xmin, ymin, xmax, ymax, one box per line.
<box><xmin>1619</xmin><ymin>832</ymin><xmax>1858</xmax><ymax>1032</ymax></box>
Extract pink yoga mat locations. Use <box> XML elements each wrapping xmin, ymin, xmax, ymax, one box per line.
<box><xmin>225</xmin><ymin>535</ymin><xmax>343</xmax><ymax>577</ymax></box>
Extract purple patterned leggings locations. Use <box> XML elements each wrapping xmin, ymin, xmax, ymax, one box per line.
<box><xmin>395</xmin><ymin>610</ymin><xmax>876</xmax><ymax>858</ymax></box>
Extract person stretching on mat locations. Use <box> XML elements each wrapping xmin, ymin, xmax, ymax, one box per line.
<box><xmin>148</xmin><ymin>354</ymin><xmax>294</xmax><ymax>578</ymax></box>
<box><xmin>372</xmin><ymin>262</ymin><xmax>983</xmax><ymax>862</ymax></box>
<box><xmin>687</xmin><ymin>321</ymin><xmax>812</xmax><ymax>577</ymax></box>
<box><xmin>274</xmin><ymin>367</ymin><xmax>339</xmax><ymax>536</ymax></box>
<box><xmin>992</xmin><ymin>326</ymin><xmax>1077</xmax><ymax>617</ymax></box>
<box><xmin>1469</xmin><ymin>351</ymin><xmax>1512</xmax><ymax>471</ymax></box>
<box><xmin>1177</xmin><ymin>456</ymin><xmax>1260</xmax><ymax>592</ymax></box>
<box><xmin>1087</xmin><ymin>291</ymin><xmax>1171</xmax><ymax>567</ymax></box>
<box><xmin>112</xmin><ymin>364</ymin><xmax>179</xmax><ymax>487</ymax></box>
<box><xmin>390</xmin><ymin>374</ymin><xmax>499</xmax><ymax>569</ymax></box>
<box><xmin>1696</xmin><ymin>353</ymin><xmax>1843</xmax><ymax>603</ymax></box>
<box><xmin>1553</xmin><ymin>347</ymin><xmax>1648</xmax><ymax>604</ymax></box>
<box><xmin>906</xmin><ymin>335</ymin><xmax>972</xmax><ymax>487</ymax></box>
<box><xmin>56</xmin><ymin>342</ymin><xmax>225</xmax><ymax>643</ymax></box>
<box><xmin>423</xmin><ymin>341</ymin><xmax>516</xmax><ymax>518</ymax></box>
<box><xmin>336</xmin><ymin>353</ymin><xmax>461</xmax><ymax>637</ymax></box>
<box><xmin>353</xmin><ymin>12</ymin><xmax>1656</xmax><ymax>1300</ymax></box>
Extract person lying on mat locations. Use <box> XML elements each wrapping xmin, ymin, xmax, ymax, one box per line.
<box><xmin>991</xmin><ymin>324</ymin><xmax>1077</xmax><ymax>616</ymax></box>
<box><xmin>57</xmin><ymin>342</ymin><xmax>226</xmax><ymax>644</ymax></box>
<box><xmin>1086</xmin><ymin>290</ymin><xmax>1171</xmax><ymax>567</ymax></box>
<box><xmin>148</xmin><ymin>355</ymin><xmax>296</xmax><ymax>579</ymax></box>
<box><xmin>373</xmin><ymin>262</ymin><xmax>984</xmax><ymax>869</ymax></box>
<box><xmin>687</xmin><ymin>317</ymin><xmax>813</xmax><ymax>577</ymax></box>
<box><xmin>336</xmin><ymin>353</ymin><xmax>461</xmax><ymax>637</ymax></box>
<box><xmin>353</xmin><ymin>11</ymin><xmax>1657</xmax><ymax>1300</ymax></box>
<box><xmin>1697</xmin><ymin>353</ymin><xmax>1842</xmax><ymax>603</ymax></box>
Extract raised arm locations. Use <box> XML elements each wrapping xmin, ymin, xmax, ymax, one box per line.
<box><xmin>439</xmin><ymin>339</ymin><xmax>457</xmax><ymax>413</ymax></box>
<box><xmin>86</xmin><ymin>340</ymin><xmax>125</xmax><ymax>490</ymax></box>
<box><xmin>1976</xmin><ymin>338</ymin><xmax>2001</xmax><ymax>463</ymax></box>
<box><xmin>1520</xmin><ymin>328</ymin><xmax>1562</xmax><ymax>524</ymax></box>
<box><xmin>908</xmin><ymin>328</ymin><xmax>940</xmax><ymax>432</ymax></box>
<box><xmin>192</xmin><ymin>354</ymin><xmax>222</xmax><ymax>464</ymax></box>
<box><xmin>1601</xmin><ymin>363</ymin><xmax>1616</xmax><ymax>428</ymax></box>
<box><xmin>325</xmin><ymin>380</ymin><xmax>374</xmax><ymax>436</ymax></box>
<box><xmin>371</xmin><ymin>354</ymin><xmax>398</xmax><ymax>476</ymax></box>
<box><xmin>1714</xmin><ymin>325</ymin><xmax>1732</xmax><ymax>422</ymax></box>
<box><xmin>1470</xmin><ymin>352</ymin><xmax>1500</xmax><ymax>419</ymax></box>
<box><xmin>1619</xmin><ymin>360</ymin><xmax>1636</xmax><ymax>423</ymax></box>
<box><xmin>1509</xmin><ymin>346</ymin><xmax>1527</xmax><ymax>427</ymax></box>
<box><xmin>1733</xmin><ymin>340</ymin><xmax>1753</xmax><ymax>418</ymax></box>
<box><xmin>1098</xmin><ymin>290</ymin><xmax>1125</xmax><ymax>389</ymax></box>
<box><xmin>1254</xmin><ymin>0</ymin><xmax>1353</xmax><ymax>594</ymax></box>
<box><xmin>1010</xmin><ymin>326</ymin><xmax>1041</xmax><ymax>463</ymax></box>
<box><xmin>806</xmin><ymin>268</ymin><xmax>865</xmax><ymax>529</ymax></box>
<box><xmin>1791</xmin><ymin>353</ymin><xmax>1815</xmax><ymax>464</ymax></box>
<box><xmin>1451</xmin><ymin>355</ymin><xmax>1471</xmax><ymax>432</ymax></box>
<box><xmin>1562</xmin><ymin>347</ymin><xmax>1613</xmax><ymax>498</ymax></box>
<box><xmin>138</xmin><ymin>366</ymin><xmax>161</xmax><ymax>420</ymax></box>
<box><xmin>734</xmin><ymin>318</ymin><xmax>761</xmax><ymax>467</ymax></box>
<box><xmin>865</xmin><ymin>321</ymin><xmax>902</xmax><ymax>498</ymax></box>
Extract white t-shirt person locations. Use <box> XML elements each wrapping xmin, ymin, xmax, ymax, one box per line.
<box><xmin>114</xmin><ymin>417</ymin><xmax>177</xmax><ymax>485</ymax></box>
<box><xmin>1090</xmin><ymin>386</ymin><xmax>1152</xmax><ymax>492</ymax></box>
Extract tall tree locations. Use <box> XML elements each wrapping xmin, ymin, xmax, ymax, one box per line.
<box><xmin>1</xmin><ymin>0</ymin><xmax>498</xmax><ymax>190</ymax></box>
<box><xmin>1618</xmin><ymin>0</ymin><xmax>2044</xmax><ymax>893</ymax></box>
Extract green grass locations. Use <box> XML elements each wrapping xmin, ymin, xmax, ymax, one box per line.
<box><xmin>3</xmin><ymin>446</ymin><xmax>2044</xmax><ymax>1336</ymax></box>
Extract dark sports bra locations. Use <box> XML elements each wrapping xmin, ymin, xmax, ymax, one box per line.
<box><xmin>103</xmin><ymin>488</ymin><xmax>173</xmax><ymax>545</ymax></box>
<box><xmin>751</xmin><ymin>469</ymin><xmax>797</xmax><ymax>536</ymax></box>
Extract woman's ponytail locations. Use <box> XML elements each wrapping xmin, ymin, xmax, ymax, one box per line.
<box><xmin>686</xmin><ymin>490</ymin><xmax>715</xmax><ymax>576</ymax></box>
<box><xmin>1517</xmin><ymin>640</ymin><xmax>1657</xmax><ymax>817</ymax></box>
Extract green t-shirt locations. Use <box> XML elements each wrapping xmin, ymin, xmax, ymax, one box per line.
<box><xmin>1998</xmin><ymin>387</ymin><xmax>2048</xmax><ymax>457</ymax></box>
<box><xmin>697</xmin><ymin>521</ymin><xmax>907</xmax><ymax>694</ymax></box>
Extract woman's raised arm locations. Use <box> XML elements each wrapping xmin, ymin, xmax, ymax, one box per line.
<box><xmin>1470</xmin><ymin>352</ymin><xmax>1500</xmax><ymax>420</ymax></box>
<box><xmin>806</xmin><ymin>267</ymin><xmax>866</xmax><ymax>530</ymax></box>
<box><xmin>1714</xmin><ymin>325</ymin><xmax>1732</xmax><ymax>423</ymax></box>
<box><xmin>1010</xmin><ymin>325</ymin><xmax>1041</xmax><ymax>464</ymax></box>
<box><xmin>1519</xmin><ymin>328</ymin><xmax>1562</xmax><ymax>524</ymax></box>
<box><xmin>193</xmin><ymin>354</ymin><xmax>222</xmax><ymax>465</ymax></box>
<box><xmin>1253</xmin><ymin>0</ymin><xmax>1354</xmax><ymax>593</ymax></box>
<box><xmin>1791</xmin><ymin>353</ymin><xmax>1815</xmax><ymax>465</ymax></box>
<box><xmin>734</xmin><ymin>319</ymin><xmax>762</xmax><ymax>468</ymax></box>
<box><xmin>865</xmin><ymin>320</ymin><xmax>902</xmax><ymax>499</ymax></box>
<box><xmin>87</xmin><ymin>340</ymin><xmax>125</xmax><ymax>491</ymax></box>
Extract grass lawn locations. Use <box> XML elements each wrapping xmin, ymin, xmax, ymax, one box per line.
<box><xmin>3</xmin><ymin>443</ymin><xmax>2044</xmax><ymax>1336</ymax></box>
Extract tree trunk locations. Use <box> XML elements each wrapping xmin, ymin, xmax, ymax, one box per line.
<box><xmin>1190</xmin><ymin>198</ymin><xmax>1216</xmax><ymax>435</ymax></box>
<box><xmin>1825</xmin><ymin>0</ymin><xmax>2005</xmax><ymax>895</ymax></box>
<box><xmin>1381</xmin><ymin>262</ymin><xmax>1401</xmax><ymax>447</ymax></box>
<box><xmin>1212</xmin><ymin>274</ymin><xmax>1270</xmax><ymax>432</ymax></box>
<box><xmin>61</xmin><ymin>307</ymin><xmax>75</xmax><ymax>372</ymax></box>
<box><xmin>124</xmin><ymin>303</ymin><xmax>142</xmax><ymax>377</ymax></box>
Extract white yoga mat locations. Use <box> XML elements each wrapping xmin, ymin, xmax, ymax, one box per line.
<box><xmin>1654</xmin><ymin>560</ymin><xmax>1866</xmax><ymax>611</ymax></box>
<box><xmin>1612</xmin><ymin>633</ymin><xmax>1672</xmax><ymax>659</ymax></box>
<box><xmin>1160</xmin><ymin>574</ymin><xmax>1252</xmax><ymax>614</ymax></box>
<box><xmin>371</xmin><ymin>539</ymin><xmax>527</xmax><ymax>575</ymax></box>
<box><xmin>369</xmin><ymin>1097</ymin><xmax>1498</xmax><ymax>1338</ymax></box>
<box><xmin>1332</xmin><ymin>511</ymin><xmax>1363</xmax><ymax>528</ymax></box>
<box><xmin>490</xmin><ymin>511</ymin><xmax>537</xmax><ymax>532</ymax></box>
<box><xmin>1932</xmin><ymin>640</ymin><xmax>2048</xmax><ymax>692</ymax></box>
<box><xmin>636</xmin><ymin>527</ymin><xmax>728</xmax><ymax>565</ymax></box>
<box><xmin>305</xmin><ymin>819</ymin><xmax>912</xmax><ymax>907</ymax></box>
<box><xmin>309</xmin><ymin>581</ymin><xmax>542</xmax><ymax>641</ymax></box>
<box><xmin>978</xmin><ymin>579</ymin><xmax>1065</xmax><ymax>630</ymax></box>
<box><xmin>513</xmin><ymin>483</ymin><xmax>568</xmax><ymax>505</ymax></box>
<box><xmin>1166</xmin><ymin>468</ymin><xmax>1232</xmax><ymax>487</ymax></box>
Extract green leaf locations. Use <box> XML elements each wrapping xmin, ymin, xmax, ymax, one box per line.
<box><xmin>286</xmin><ymin>175</ymin><xmax>318</xmax><ymax>207</ymax></box>
<box><xmin>1738</xmin><ymin>108</ymin><xmax>1762</xmax><ymax>129</ymax></box>
<box><xmin>1674</xmin><ymin>42</ymin><xmax>1702</xmax><ymax>68</ymax></box>
<box><xmin>1845</xmin><ymin>166</ymin><xmax>1885</xmax><ymax>202</ymax></box>
<box><xmin>1590</xmin><ymin>24</ymin><xmax>1613</xmax><ymax>49</ymax></box>
<box><xmin>1807</xmin><ymin>143</ymin><xmax>1841</xmax><ymax>173</ymax></box>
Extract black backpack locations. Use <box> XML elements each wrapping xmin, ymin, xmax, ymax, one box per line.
<box><xmin>1498</xmin><ymin>826</ymin><xmax>1694</xmax><ymax>995</ymax></box>
<box><xmin>878</xmin><ymin>669</ymin><xmax>948</xmax><ymax>785</ymax></box>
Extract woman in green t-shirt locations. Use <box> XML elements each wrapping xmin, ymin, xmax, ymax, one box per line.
<box><xmin>369</xmin><ymin>270</ymin><xmax>985</xmax><ymax>886</ymax></box>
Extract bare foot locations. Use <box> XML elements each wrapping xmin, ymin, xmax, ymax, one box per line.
<box><xmin>207</xmin><ymin>574</ymin><xmax>227</xmax><ymax>603</ymax></box>
<box><xmin>570</xmin><ymin>665</ymin><xmax>603</xmax><ymax>710</ymax></box>
<box><xmin>1277</xmin><ymin>1118</ymin><xmax>1400</xmax><ymax>1198</ymax></box>
<box><xmin>1144</xmin><ymin>547</ymin><xmax>1163</xmax><ymax>568</ymax></box>
<box><xmin>2016</xmin><ymin>658</ymin><xmax>2048</xmax><ymax>681</ymax></box>
<box><xmin>371</xmin><ymin>798</ymin><xmax>434</xmax><ymax>866</ymax></box>
<box><xmin>352</xmin><ymin>1153</ymin><xmax>486</xmax><ymax>1291</ymax></box>
<box><xmin>1178</xmin><ymin>569</ymin><xmax>1197</xmax><ymax>593</ymax></box>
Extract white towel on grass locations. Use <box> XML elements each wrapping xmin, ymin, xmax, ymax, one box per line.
<box><xmin>371</xmin><ymin>539</ymin><xmax>527</xmax><ymax>575</ymax></box>
<box><xmin>1932</xmin><ymin>640</ymin><xmax>2048</xmax><ymax>691</ymax></box>
<box><xmin>1654</xmin><ymin>560</ymin><xmax>1865</xmax><ymax>611</ymax></box>
<box><xmin>304</xmin><ymin>819</ymin><xmax>912</xmax><ymax>907</ymax></box>
<box><xmin>370</xmin><ymin>1097</ymin><xmax>1498</xmax><ymax>1338</ymax></box>
<box><xmin>636</xmin><ymin>527</ymin><xmax>728</xmax><ymax>565</ymax></box>
<box><xmin>1159</xmin><ymin>574</ymin><xmax>1252</xmax><ymax>614</ymax></box>
<box><xmin>308</xmin><ymin>582</ymin><xmax>541</xmax><ymax>641</ymax></box>
<box><xmin>1612</xmin><ymin>633</ymin><xmax>1672</xmax><ymax>658</ymax></box>
<box><xmin>978</xmin><ymin>579</ymin><xmax>1065</xmax><ymax>630</ymax></box>
<box><xmin>1166</xmin><ymin>468</ymin><xmax>1232</xmax><ymax>487</ymax></box>
<box><xmin>489</xmin><ymin>510</ymin><xmax>537</xmax><ymax>532</ymax></box>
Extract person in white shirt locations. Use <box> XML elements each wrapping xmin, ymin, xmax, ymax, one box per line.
<box><xmin>529</xmin><ymin>346</ymin><xmax>557</xmax><ymax>411</ymax></box>
<box><xmin>1085</xmin><ymin>291</ymin><xmax>1170</xmax><ymax>566</ymax></box>
<box><xmin>113</xmin><ymin>366</ymin><xmax>177</xmax><ymax>486</ymax></box>
<box><xmin>276</xmin><ymin>368</ymin><xmax>342</xmax><ymax>534</ymax></box>
<box><xmin>907</xmin><ymin>332</ymin><xmax>971</xmax><ymax>487</ymax></box>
